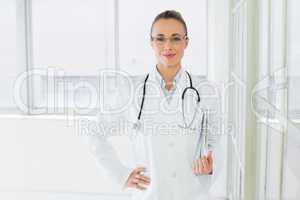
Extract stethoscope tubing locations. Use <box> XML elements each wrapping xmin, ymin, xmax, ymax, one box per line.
<box><xmin>137</xmin><ymin>71</ymin><xmax>200</xmax><ymax>123</ymax></box>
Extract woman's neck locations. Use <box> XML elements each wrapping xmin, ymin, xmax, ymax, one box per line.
<box><xmin>156</xmin><ymin>63</ymin><xmax>181</xmax><ymax>91</ymax></box>
<box><xmin>156</xmin><ymin>63</ymin><xmax>181</xmax><ymax>84</ymax></box>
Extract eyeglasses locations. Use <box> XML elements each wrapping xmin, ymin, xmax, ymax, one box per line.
<box><xmin>151</xmin><ymin>35</ymin><xmax>188</xmax><ymax>46</ymax></box>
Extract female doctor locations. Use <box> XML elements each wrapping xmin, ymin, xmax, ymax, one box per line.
<box><xmin>88</xmin><ymin>10</ymin><xmax>219</xmax><ymax>200</ymax></box>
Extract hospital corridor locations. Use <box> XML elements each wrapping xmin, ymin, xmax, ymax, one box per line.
<box><xmin>0</xmin><ymin>0</ymin><xmax>299</xmax><ymax>199</ymax></box>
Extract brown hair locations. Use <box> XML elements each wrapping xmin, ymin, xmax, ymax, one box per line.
<box><xmin>150</xmin><ymin>10</ymin><xmax>188</xmax><ymax>38</ymax></box>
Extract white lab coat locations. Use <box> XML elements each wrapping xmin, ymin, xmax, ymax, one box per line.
<box><xmin>88</xmin><ymin>68</ymin><xmax>220</xmax><ymax>200</ymax></box>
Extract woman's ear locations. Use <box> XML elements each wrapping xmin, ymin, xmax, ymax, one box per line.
<box><xmin>150</xmin><ymin>37</ymin><xmax>155</xmax><ymax>49</ymax></box>
<box><xmin>184</xmin><ymin>37</ymin><xmax>189</xmax><ymax>49</ymax></box>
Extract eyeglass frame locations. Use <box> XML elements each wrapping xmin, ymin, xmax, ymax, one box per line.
<box><xmin>150</xmin><ymin>34</ymin><xmax>189</xmax><ymax>46</ymax></box>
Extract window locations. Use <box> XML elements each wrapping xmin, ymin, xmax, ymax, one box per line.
<box><xmin>282</xmin><ymin>0</ymin><xmax>300</xmax><ymax>198</ymax></box>
<box><xmin>31</xmin><ymin>0</ymin><xmax>110</xmax><ymax>70</ymax></box>
<box><xmin>27</xmin><ymin>0</ymin><xmax>209</xmax><ymax>115</ymax></box>
<box><xmin>256</xmin><ymin>0</ymin><xmax>300</xmax><ymax>199</ymax></box>
<box><xmin>287</xmin><ymin>0</ymin><xmax>300</xmax><ymax>120</ymax></box>
<box><xmin>30</xmin><ymin>0</ymin><xmax>112</xmax><ymax>114</ymax></box>
<box><xmin>0</xmin><ymin>0</ymin><xmax>25</xmax><ymax>111</ymax></box>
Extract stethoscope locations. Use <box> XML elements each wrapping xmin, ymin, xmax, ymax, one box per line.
<box><xmin>132</xmin><ymin>70</ymin><xmax>208</xmax><ymax>159</ymax></box>
<box><xmin>133</xmin><ymin>71</ymin><xmax>201</xmax><ymax>130</ymax></box>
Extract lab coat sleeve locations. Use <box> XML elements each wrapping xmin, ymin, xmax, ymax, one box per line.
<box><xmin>87</xmin><ymin>88</ymin><xmax>134</xmax><ymax>191</ymax></box>
<box><xmin>88</xmin><ymin>132</ymin><xmax>134</xmax><ymax>190</ymax></box>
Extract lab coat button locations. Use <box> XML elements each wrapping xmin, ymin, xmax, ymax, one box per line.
<box><xmin>168</xmin><ymin>142</ymin><xmax>174</xmax><ymax>147</ymax></box>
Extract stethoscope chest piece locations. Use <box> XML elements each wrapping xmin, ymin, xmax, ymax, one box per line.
<box><xmin>132</xmin><ymin>120</ymin><xmax>142</xmax><ymax>131</ymax></box>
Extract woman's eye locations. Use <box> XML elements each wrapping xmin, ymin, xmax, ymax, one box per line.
<box><xmin>172</xmin><ymin>37</ymin><xmax>181</xmax><ymax>41</ymax></box>
<box><xmin>156</xmin><ymin>38</ymin><xmax>165</xmax><ymax>42</ymax></box>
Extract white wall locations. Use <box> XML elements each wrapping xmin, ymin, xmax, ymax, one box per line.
<box><xmin>0</xmin><ymin>116</ymin><xmax>132</xmax><ymax>199</ymax></box>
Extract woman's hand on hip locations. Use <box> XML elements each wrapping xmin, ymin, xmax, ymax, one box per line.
<box><xmin>125</xmin><ymin>167</ymin><xmax>151</xmax><ymax>190</ymax></box>
<box><xmin>192</xmin><ymin>151</ymin><xmax>213</xmax><ymax>175</ymax></box>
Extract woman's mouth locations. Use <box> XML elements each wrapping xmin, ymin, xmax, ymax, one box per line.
<box><xmin>162</xmin><ymin>53</ymin><xmax>176</xmax><ymax>59</ymax></box>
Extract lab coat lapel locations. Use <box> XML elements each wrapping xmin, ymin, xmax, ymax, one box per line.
<box><xmin>147</xmin><ymin>68</ymin><xmax>188</xmax><ymax>123</ymax></box>
<box><xmin>169</xmin><ymin>70</ymin><xmax>189</xmax><ymax>125</ymax></box>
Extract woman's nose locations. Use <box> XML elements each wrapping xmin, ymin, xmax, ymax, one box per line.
<box><xmin>163</xmin><ymin>40</ymin><xmax>173</xmax><ymax>50</ymax></box>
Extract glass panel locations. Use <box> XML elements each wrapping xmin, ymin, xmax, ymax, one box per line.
<box><xmin>283</xmin><ymin>0</ymin><xmax>300</xmax><ymax>198</ymax></box>
<box><xmin>287</xmin><ymin>0</ymin><xmax>300</xmax><ymax>119</ymax></box>
<box><xmin>31</xmin><ymin>0</ymin><xmax>109</xmax><ymax>71</ymax></box>
<box><xmin>30</xmin><ymin>0</ymin><xmax>111</xmax><ymax>113</ymax></box>
<box><xmin>0</xmin><ymin>0</ymin><xmax>23</xmax><ymax>109</ymax></box>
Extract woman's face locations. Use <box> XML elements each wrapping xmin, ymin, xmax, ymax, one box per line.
<box><xmin>151</xmin><ymin>18</ymin><xmax>188</xmax><ymax>68</ymax></box>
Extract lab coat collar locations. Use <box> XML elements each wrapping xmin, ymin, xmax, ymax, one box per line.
<box><xmin>154</xmin><ymin>65</ymin><xmax>184</xmax><ymax>91</ymax></box>
<box><xmin>148</xmin><ymin>66</ymin><xmax>188</xmax><ymax>92</ymax></box>
<box><xmin>148</xmin><ymin>66</ymin><xmax>189</xmax><ymax>115</ymax></box>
